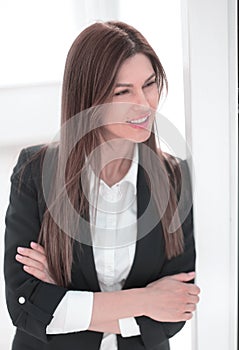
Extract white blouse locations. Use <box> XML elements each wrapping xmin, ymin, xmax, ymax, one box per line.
<box><xmin>46</xmin><ymin>146</ymin><xmax>141</xmax><ymax>349</ymax></box>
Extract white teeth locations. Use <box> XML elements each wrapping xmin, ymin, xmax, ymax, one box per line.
<box><xmin>128</xmin><ymin>115</ymin><xmax>149</xmax><ymax>124</ymax></box>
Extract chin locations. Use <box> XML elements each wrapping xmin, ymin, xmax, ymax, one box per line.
<box><xmin>128</xmin><ymin>131</ymin><xmax>152</xmax><ymax>143</ymax></box>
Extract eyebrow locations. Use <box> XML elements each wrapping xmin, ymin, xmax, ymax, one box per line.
<box><xmin>115</xmin><ymin>73</ymin><xmax>156</xmax><ymax>88</ymax></box>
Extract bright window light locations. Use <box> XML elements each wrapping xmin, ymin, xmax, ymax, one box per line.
<box><xmin>0</xmin><ymin>0</ymin><xmax>79</xmax><ymax>86</ymax></box>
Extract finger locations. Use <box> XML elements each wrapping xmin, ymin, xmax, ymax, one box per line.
<box><xmin>187</xmin><ymin>283</ymin><xmax>201</xmax><ymax>295</ymax></box>
<box><xmin>15</xmin><ymin>254</ymin><xmax>44</xmax><ymax>271</ymax></box>
<box><xmin>30</xmin><ymin>241</ymin><xmax>45</xmax><ymax>254</ymax></box>
<box><xmin>17</xmin><ymin>247</ymin><xmax>47</xmax><ymax>266</ymax></box>
<box><xmin>23</xmin><ymin>265</ymin><xmax>50</xmax><ymax>283</ymax></box>
<box><xmin>23</xmin><ymin>265</ymin><xmax>56</xmax><ymax>284</ymax></box>
<box><xmin>187</xmin><ymin>294</ymin><xmax>200</xmax><ymax>304</ymax></box>
<box><xmin>182</xmin><ymin>312</ymin><xmax>193</xmax><ymax>321</ymax></box>
<box><xmin>185</xmin><ymin>303</ymin><xmax>197</xmax><ymax>312</ymax></box>
<box><xmin>170</xmin><ymin>272</ymin><xmax>195</xmax><ymax>282</ymax></box>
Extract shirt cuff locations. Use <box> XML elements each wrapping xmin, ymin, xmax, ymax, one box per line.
<box><xmin>118</xmin><ymin>317</ymin><xmax>141</xmax><ymax>337</ymax></box>
<box><xmin>46</xmin><ymin>291</ymin><xmax>94</xmax><ymax>334</ymax></box>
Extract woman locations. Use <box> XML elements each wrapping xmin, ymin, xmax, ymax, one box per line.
<box><xmin>4</xmin><ymin>21</ymin><xmax>200</xmax><ymax>350</ymax></box>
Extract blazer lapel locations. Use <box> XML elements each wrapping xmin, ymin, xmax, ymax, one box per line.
<box><xmin>123</xmin><ymin>164</ymin><xmax>166</xmax><ymax>289</ymax></box>
<box><xmin>70</xmin><ymin>215</ymin><xmax>100</xmax><ymax>291</ymax></box>
<box><xmin>71</xmin><ymin>239</ymin><xmax>101</xmax><ymax>292</ymax></box>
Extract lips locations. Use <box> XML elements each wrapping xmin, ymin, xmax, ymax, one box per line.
<box><xmin>126</xmin><ymin>113</ymin><xmax>151</xmax><ymax>125</ymax></box>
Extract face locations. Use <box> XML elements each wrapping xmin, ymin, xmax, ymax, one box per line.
<box><xmin>100</xmin><ymin>53</ymin><xmax>159</xmax><ymax>143</ymax></box>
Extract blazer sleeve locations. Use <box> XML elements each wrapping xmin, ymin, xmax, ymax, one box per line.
<box><xmin>135</xmin><ymin>159</ymin><xmax>196</xmax><ymax>349</ymax></box>
<box><xmin>4</xmin><ymin>147</ymin><xmax>68</xmax><ymax>343</ymax></box>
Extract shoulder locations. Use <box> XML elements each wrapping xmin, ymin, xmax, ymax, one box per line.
<box><xmin>18</xmin><ymin>142</ymin><xmax>59</xmax><ymax>163</ymax></box>
<box><xmin>11</xmin><ymin>142</ymin><xmax>59</xmax><ymax>189</ymax></box>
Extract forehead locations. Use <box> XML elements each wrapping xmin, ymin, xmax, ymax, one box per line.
<box><xmin>115</xmin><ymin>53</ymin><xmax>154</xmax><ymax>82</ymax></box>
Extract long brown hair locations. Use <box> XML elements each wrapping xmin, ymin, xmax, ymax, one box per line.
<box><xmin>36</xmin><ymin>21</ymin><xmax>184</xmax><ymax>287</ymax></box>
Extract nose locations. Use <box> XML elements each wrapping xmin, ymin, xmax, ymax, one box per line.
<box><xmin>133</xmin><ymin>89</ymin><xmax>150</xmax><ymax>108</ymax></box>
<box><xmin>130</xmin><ymin>90</ymin><xmax>151</xmax><ymax>116</ymax></box>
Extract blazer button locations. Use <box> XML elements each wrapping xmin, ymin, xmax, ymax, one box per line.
<box><xmin>18</xmin><ymin>296</ymin><xmax>26</xmax><ymax>304</ymax></box>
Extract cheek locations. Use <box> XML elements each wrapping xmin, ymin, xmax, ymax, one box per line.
<box><xmin>102</xmin><ymin>124</ymin><xmax>126</xmax><ymax>137</ymax></box>
<box><xmin>145</xmin><ymin>88</ymin><xmax>160</xmax><ymax>108</ymax></box>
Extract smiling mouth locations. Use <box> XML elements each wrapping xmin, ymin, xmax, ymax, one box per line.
<box><xmin>126</xmin><ymin>113</ymin><xmax>150</xmax><ymax>125</ymax></box>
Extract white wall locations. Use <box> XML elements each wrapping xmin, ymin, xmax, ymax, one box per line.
<box><xmin>0</xmin><ymin>83</ymin><xmax>61</xmax><ymax>146</ymax></box>
<box><xmin>181</xmin><ymin>0</ymin><xmax>238</xmax><ymax>349</ymax></box>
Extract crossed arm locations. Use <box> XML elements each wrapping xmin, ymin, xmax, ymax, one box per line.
<box><xmin>15</xmin><ymin>242</ymin><xmax>200</xmax><ymax>335</ymax></box>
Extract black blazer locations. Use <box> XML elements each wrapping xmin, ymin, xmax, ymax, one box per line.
<box><xmin>4</xmin><ymin>144</ymin><xmax>195</xmax><ymax>350</ymax></box>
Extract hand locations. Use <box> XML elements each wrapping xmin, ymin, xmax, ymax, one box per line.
<box><xmin>15</xmin><ymin>242</ymin><xmax>56</xmax><ymax>284</ymax></box>
<box><xmin>145</xmin><ymin>272</ymin><xmax>200</xmax><ymax>322</ymax></box>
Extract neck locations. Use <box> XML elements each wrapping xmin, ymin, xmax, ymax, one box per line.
<box><xmin>98</xmin><ymin>138</ymin><xmax>136</xmax><ymax>187</ymax></box>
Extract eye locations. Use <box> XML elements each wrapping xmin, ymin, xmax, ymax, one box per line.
<box><xmin>143</xmin><ymin>79</ymin><xmax>157</xmax><ymax>88</ymax></box>
<box><xmin>113</xmin><ymin>89</ymin><xmax>130</xmax><ymax>96</ymax></box>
